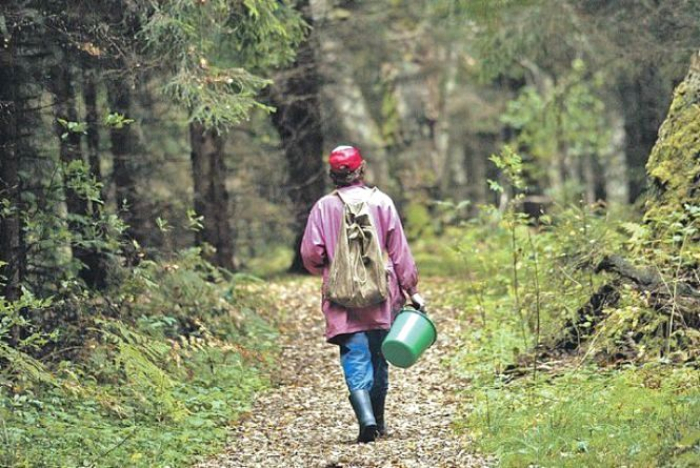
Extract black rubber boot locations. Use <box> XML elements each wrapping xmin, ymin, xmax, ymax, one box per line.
<box><xmin>371</xmin><ymin>391</ymin><xmax>387</xmax><ymax>437</ymax></box>
<box><xmin>349</xmin><ymin>390</ymin><xmax>378</xmax><ymax>443</ymax></box>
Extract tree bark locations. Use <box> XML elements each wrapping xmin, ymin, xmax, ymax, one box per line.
<box><xmin>82</xmin><ymin>68</ymin><xmax>102</xmax><ymax>187</ymax></box>
<box><xmin>189</xmin><ymin>122</ymin><xmax>235</xmax><ymax>271</ymax></box>
<box><xmin>269</xmin><ymin>0</ymin><xmax>325</xmax><ymax>273</ymax></box>
<box><xmin>644</xmin><ymin>50</ymin><xmax>700</xmax><ymax>229</ymax></box>
<box><xmin>600</xmin><ymin>108</ymin><xmax>629</xmax><ymax>204</ymax></box>
<box><xmin>619</xmin><ymin>66</ymin><xmax>668</xmax><ymax>202</ymax></box>
<box><xmin>107</xmin><ymin>77</ymin><xmax>146</xmax><ymax>245</ymax></box>
<box><xmin>311</xmin><ymin>0</ymin><xmax>392</xmax><ymax>190</ymax></box>
<box><xmin>48</xmin><ymin>62</ymin><xmax>107</xmax><ymax>289</ymax></box>
<box><xmin>0</xmin><ymin>41</ymin><xmax>23</xmax><ymax>302</ymax></box>
<box><xmin>582</xmin><ymin>154</ymin><xmax>597</xmax><ymax>204</ymax></box>
<box><xmin>464</xmin><ymin>131</ymin><xmax>499</xmax><ymax>209</ymax></box>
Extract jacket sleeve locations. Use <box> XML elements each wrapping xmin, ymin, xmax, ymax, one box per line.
<box><xmin>300</xmin><ymin>202</ymin><xmax>326</xmax><ymax>276</ymax></box>
<box><xmin>385</xmin><ymin>199</ymin><xmax>419</xmax><ymax>295</ymax></box>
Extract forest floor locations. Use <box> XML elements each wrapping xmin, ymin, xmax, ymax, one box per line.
<box><xmin>197</xmin><ymin>277</ymin><xmax>489</xmax><ymax>468</ymax></box>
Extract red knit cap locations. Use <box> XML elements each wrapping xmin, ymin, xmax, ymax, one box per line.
<box><xmin>328</xmin><ymin>146</ymin><xmax>363</xmax><ymax>172</ymax></box>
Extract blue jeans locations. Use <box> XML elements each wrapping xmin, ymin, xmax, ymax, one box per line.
<box><xmin>338</xmin><ymin>330</ymin><xmax>389</xmax><ymax>400</ymax></box>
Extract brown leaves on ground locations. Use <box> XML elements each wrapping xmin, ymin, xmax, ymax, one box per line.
<box><xmin>197</xmin><ymin>277</ymin><xmax>489</xmax><ymax>468</ymax></box>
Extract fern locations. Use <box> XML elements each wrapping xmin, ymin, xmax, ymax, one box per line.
<box><xmin>98</xmin><ymin>320</ymin><xmax>187</xmax><ymax>421</ymax></box>
<box><xmin>0</xmin><ymin>342</ymin><xmax>56</xmax><ymax>386</ymax></box>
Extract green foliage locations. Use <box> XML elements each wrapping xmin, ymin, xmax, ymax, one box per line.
<box><xmin>644</xmin><ymin>75</ymin><xmax>700</xmax><ymax>257</ymax></box>
<box><xmin>457</xmin><ymin>365</ymin><xmax>700</xmax><ymax>467</ymax></box>
<box><xmin>0</xmin><ymin>255</ymin><xmax>276</xmax><ymax>468</ymax></box>
<box><xmin>102</xmin><ymin>113</ymin><xmax>135</xmax><ymax>129</ymax></box>
<box><xmin>442</xmin><ymin>163</ymin><xmax>700</xmax><ymax>466</ymax></box>
<box><xmin>139</xmin><ymin>0</ymin><xmax>306</xmax><ymax>128</ymax></box>
<box><xmin>501</xmin><ymin>60</ymin><xmax>611</xmax><ymax>201</ymax></box>
<box><xmin>57</xmin><ymin>118</ymin><xmax>88</xmax><ymax>140</ymax></box>
<box><xmin>245</xmin><ymin>244</ymin><xmax>294</xmax><ymax>278</ymax></box>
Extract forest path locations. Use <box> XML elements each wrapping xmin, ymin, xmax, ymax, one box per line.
<box><xmin>198</xmin><ymin>277</ymin><xmax>487</xmax><ymax>468</ymax></box>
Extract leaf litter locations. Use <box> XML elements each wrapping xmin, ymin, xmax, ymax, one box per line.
<box><xmin>196</xmin><ymin>277</ymin><xmax>490</xmax><ymax>468</ymax></box>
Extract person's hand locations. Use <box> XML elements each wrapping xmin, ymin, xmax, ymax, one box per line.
<box><xmin>410</xmin><ymin>293</ymin><xmax>426</xmax><ymax>311</ymax></box>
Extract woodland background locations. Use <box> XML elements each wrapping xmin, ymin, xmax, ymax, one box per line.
<box><xmin>1</xmin><ymin>1</ymin><xmax>699</xmax><ymax>467</ymax></box>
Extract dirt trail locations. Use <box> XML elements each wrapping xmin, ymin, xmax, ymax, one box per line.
<box><xmin>198</xmin><ymin>277</ymin><xmax>488</xmax><ymax>468</ymax></box>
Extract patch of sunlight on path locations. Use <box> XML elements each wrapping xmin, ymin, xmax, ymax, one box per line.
<box><xmin>196</xmin><ymin>277</ymin><xmax>489</xmax><ymax>468</ymax></box>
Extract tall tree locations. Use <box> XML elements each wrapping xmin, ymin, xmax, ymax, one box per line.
<box><xmin>107</xmin><ymin>76</ymin><xmax>147</xmax><ymax>246</ymax></box>
<box><xmin>48</xmin><ymin>57</ymin><xmax>108</xmax><ymax>288</ymax></box>
<box><xmin>0</xmin><ymin>36</ymin><xmax>23</xmax><ymax>302</ymax></box>
<box><xmin>82</xmin><ymin>67</ymin><xmax>102</xmax><ymax>189</ymax></box>
<box><xmin>137</xmin><ymin>0</ymin><xmax>304</xmax><ymax>270</ymax></box>
<box><xmin>269</xmin><ymin>0</ymin><xmax>325</xmax><ymax>273</ymax></box>
<box><xmin>189</xmin><ymin>124</ymin><xmax>235</xmax><ymax>270</ymax></box>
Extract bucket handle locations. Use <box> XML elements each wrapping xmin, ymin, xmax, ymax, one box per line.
<box><xmin>399</xmin><ymin>305</ymin><xmax>437</xmax><ymax>347</ymax></box>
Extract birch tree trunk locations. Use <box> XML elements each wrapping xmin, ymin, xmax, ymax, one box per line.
<box><xmin>601</xmin><ymin>108</ymin><xmax>629</xmax><ymax>204</ymax></box>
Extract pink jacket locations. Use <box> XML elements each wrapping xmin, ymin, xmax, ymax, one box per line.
<box><xmin>300</xmin><ymin>182</ymin><xmax>419</xmax><ymax>342</ymax></box>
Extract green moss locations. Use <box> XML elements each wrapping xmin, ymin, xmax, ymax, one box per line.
<box><xmin>644</xmin><ymin>70</ymin><xmax>700</xmax><ymax>223</ymax></box>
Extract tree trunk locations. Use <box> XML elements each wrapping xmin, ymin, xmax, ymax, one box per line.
<box><xmin>600</xmin><ymin>108</ymin><xmax>629</xmax><ymax>204</ymax></box>
<box><xmin>433</xmin><ymin>47</ymin><xmax>459</xmax><ymax>199</ymax></box>
<box><xmin>48</xmin><ymin>62</ymin><xmax>107</xmax><ymax>289</ymax></box>
<box><xmin>0</xmin><ymin>42</ymin><xmax>23</xmax><ymax>303</ymax></box>
<box><xmin>189</xmin><ymin>122</ymin><xmax>235</xmax><ymax>271</ymax></box>
<box><xmin>619</xmin><ymin>66</ymin><xmax>668</xmax><ymax>202</ymax></box>
<box><xmin>107</xmin><ymin>77</ymin><xmax>146</xmax><ymax>245</ymax></box>
<box><xmin>582</xmin><ymin>154</ymin><xmax>597</xmax><ymax>205</ymax></box>
<box><xmin>82</xmin><ymin>68</ymin><xmax>102</xmax><ymax>187</ymax></box>
<box><xmin>644</xmin><ymin>50</ymin><xmax>700</xmax><ymax>228</ymax></box>
<box><xmin>311</xmin><ymin>0</ymin><xmax>392</xmax><ymax>190</ymax></box>
<box><xmin>464</xmin><ymin>131</ymin><xmax>499</xmax><ymax>210</ymax></box>
<box><xmin>269</xmin><ymin>0</ymin><xmax>325</xmax><ymax>274</ymax></box>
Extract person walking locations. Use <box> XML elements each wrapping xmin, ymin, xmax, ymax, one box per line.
<box><xmin>300</xmin><ymin>145</ymin><xmax>425</xmax><ymax>443</ymax></box>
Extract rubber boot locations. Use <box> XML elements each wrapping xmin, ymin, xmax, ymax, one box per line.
<box><xmin>349</xmin><ymin>390</ymin><xmax>378</xmax><ymax>443</ymax></box>
<box><xmin>371</xmin><ymin>391</ymin><xmax>387</xmax><ymax>437</ymax></box>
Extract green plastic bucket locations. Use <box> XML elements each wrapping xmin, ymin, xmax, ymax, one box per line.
<box><xmin>382</xmin><ymin>307</ymin><xmax>437</xmax><ymax>368</ymax></box>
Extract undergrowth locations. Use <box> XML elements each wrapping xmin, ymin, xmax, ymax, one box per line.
<box><xmin>439</xmin><ymin>204</ymin><xmax>700</xmax><ymax>466</ymax></box>
<box><xmin>459</xmin><ymin>364</ymin><xmax>700</xmax><ymax>467</ymax></box>
<box><xmin>0</xmin><ymin>249</ymin><xmax>277</xmax><ymax>468</ymax></box>
<box><xmin>419</xmin><ymin>148</ymin><xmax>700</xmax><ymax>466</ymax></box>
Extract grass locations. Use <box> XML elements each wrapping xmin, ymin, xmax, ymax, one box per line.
<box><xmin>0</xmin><ymin>308</ymin><xmax>277</xmax><ymax>468</ymax></box>
<box><xmin>446</xmin><ymin>259</ymin><xmax>700</xmax><ymax>468</ymax></box>
<box><xmin>0</xmin><ymin>353</ymin><xmax>267</xmax><ymax>468</ymax></box>
<box><xmin>410</xmin><ymin>204</ymin><xmax>700</xmax><ymax>467</ymax></box>
<box><xmin>243</xmin><ymin>245</ymin><xmax>294</xmax><ymax>279</ymax></box>
<box><xmin>0</xmin><ymin>251</ymin><xmax>281</xmax><ymax>468</ymax></box>
<box><xmin>458</xmin><ymin>365</ymin><xmax>700</xmax><ymax>467</ymax></box>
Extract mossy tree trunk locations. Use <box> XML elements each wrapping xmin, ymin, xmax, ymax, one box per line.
<box><xmin>644</xmin><ymin>51</ymin><xmax>700</xmax><ymax>227</ymax></box>
<box><xmin>554</xmin><ymin>51</ymin><xmax>700</xmax><ymax>357</ymax></box>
